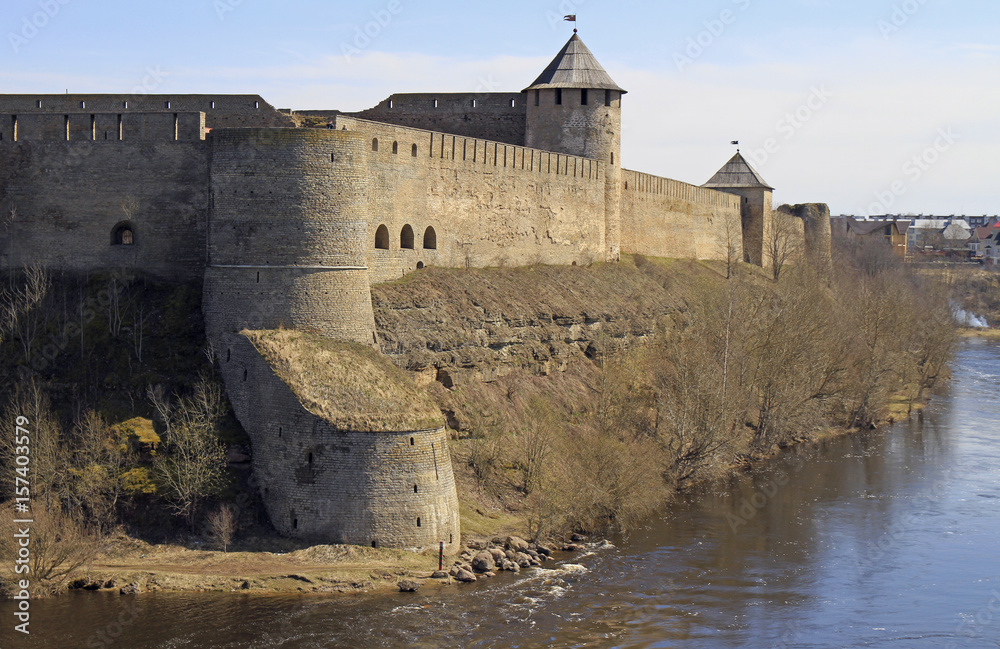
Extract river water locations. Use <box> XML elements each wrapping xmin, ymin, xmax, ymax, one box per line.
<box><xmin>3</xmin><ymin>339</ymin><xmax>999</xmax><ymax>648</ymax></box>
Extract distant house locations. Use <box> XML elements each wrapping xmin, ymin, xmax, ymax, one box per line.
<box><xmin>969</xmin><ymin>227</ymin><xmax>994</xmax><ymax>260</ymax></box>
<box><xmin>982</xmin><ymin>228</ymin><xmax>1000</xmax><ymax>266</ymax></box>
<box><xmin>942</xmin><ymin>222</ymin><xmax>973</xmax><ymax>250</ymax></box>
<box><xmin>834</xmin><ymin>217</ymin><xmax>910</xmax><ymax>258</ymax></box>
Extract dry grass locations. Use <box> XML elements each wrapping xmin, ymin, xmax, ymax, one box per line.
<box><xmin>245</xmin><ymin>329</ymin><xmax>443</xmax><ymax>432</ymax></box>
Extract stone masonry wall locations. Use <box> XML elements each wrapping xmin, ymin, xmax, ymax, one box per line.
<box><xmin>0</xmin><ymin>94</ymin><xmax>294</xmax><ymax>129</ymax></box>
<box><xmin>219</xmin><ymin>332</ymin><xmax>461</xmax><ymax>551</ymax></box>
<box><xmin>620</xmin><ymin>170</ymin><xmax>743</xmax><ymax>261</ymax></box>
<box><xmin>348</xmin><ymin>93</ymin><xmax>527</xmax><ymax>146</ymax></box>
<box><xmin>0</xmin><ymin>140</ymin><xmax>209</xmax><ymax>280</ymax></box>
<box><xmin>335</xmin><ymin>116</ymin><xmax>608</xmax><ymax>283</ymax></box>
<box><xmin>204</xmin><ymin>128</ymin><xmax>376</xmax><ymax>344</ymax></box>
<box><xmin>1</xmin><ymin>112</ymin><xmax>205</xmax><ymax>143</ymax></box>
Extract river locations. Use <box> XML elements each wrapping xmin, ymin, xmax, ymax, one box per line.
<box><xmin>3</xmin><ymin>338</ymin><xmax>999</xmax><ymax>648</ymax></box>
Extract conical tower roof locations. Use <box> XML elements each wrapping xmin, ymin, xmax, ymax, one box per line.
<box><xmin>703</xmin><ymin>152</ymin><xmax>774</xmax><ymax>190</ymax></box>
<box><xmin>523</xmin><ymin>34</ymin><xmax>627</xmax><ymax>93</ymax></box>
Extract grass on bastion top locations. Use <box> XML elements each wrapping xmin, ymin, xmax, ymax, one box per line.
<box><xmin>242</xmin><ymin>328</ymin><xmax>445</xmax><ymax>432</ymax></box>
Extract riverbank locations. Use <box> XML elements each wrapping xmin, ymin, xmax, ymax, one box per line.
<box><xmin>68</xmin><ymin>536</ymin><xmax>444</xmax><ymax>597</ymax></box>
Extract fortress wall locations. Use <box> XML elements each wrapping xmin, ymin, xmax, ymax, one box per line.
<box><xmin>620</xmin><ymin>170</ymin><xmax>743</xmax><ymax>261</ymax></box>
<box><xmin>204</xmin><ymin>128</ymin><xmax>376</xmax><ymax>344</ymax></box>
<box><xmin>2</xmin><ymin>112</ymin><xmax>206</xmax><ymax>143</ymax></box>
<box><xmin>0</xmin><ymin>140</ymin><xmax>209</xmax><ymax>279</ymax></box>
<box><xmin>348</xmin><ymin>93</ymin><xmax>527</xmax><ymax>146</ymax></box>
<box><xmin>0</xmin><ymin>95</ymin><xmax>294</xmax><ymax>129</ymax></box>
<box><xmin>335</xmin><ymin>116</ymin><xmax>607</xmax><ymax>283</ymax></box>
<box><xmin>219</xmin><ymin>332</ymin><xmax>461</xmax><ymax>551</ymax></box>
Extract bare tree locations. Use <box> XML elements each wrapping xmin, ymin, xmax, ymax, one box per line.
<box><xmin>766</xmin><ymin>212</ymin><xmax>804</xmax><ymax>281</ymax></box>
<box><xmin>0</xmin><ymin>265</ymin><xmax>51</xmax><ymax>365</ymax></box>
<box><xmin>149</xmin><ymin>377</ymin><xmax>229</xmax><ymax>527</ymax></box>
<box><xmin>206</xmin><ymin>504</ymin><xmax>238</xmax><ymax>552</ymax></box>
<box><xmin>0</xmin><ymin>503</ymin><xmax>98</xmax><ymax>597</ymax></box>
<box><xmin>717</xmin><ymin>211</ymin><xmax>743</xmax><ymax>279</ymax></box>
<box><xmin>0</xmin><ymin>379</ymin><xmax>66</xmax><ymax>508</ymax></box>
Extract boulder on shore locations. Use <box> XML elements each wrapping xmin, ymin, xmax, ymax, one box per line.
<box><xmin>472</xmin><ymin>551</ymin><xmax>496</xmax><ymax>574</ymax></box>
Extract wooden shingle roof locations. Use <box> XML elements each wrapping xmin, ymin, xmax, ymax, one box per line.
<box><xmin>703</xmin><ymin>152</ymin><xmax>774</xmax><ymax>190</ymax></box>
<box><xmin>524</xmin><ymin>34</ymin><xmax>627</xmax><ymax>93</ymax></box>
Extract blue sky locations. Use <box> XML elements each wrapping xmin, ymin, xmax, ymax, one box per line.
<box><xmin>3</xmin><ymin>0</ymin><xmax>998</xmax><ymax>216</ymax></box>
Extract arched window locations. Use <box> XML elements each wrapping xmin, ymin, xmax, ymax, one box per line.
<box><xmin>375</xmin><ymin>224</ymin><xmax>389</xmax><ymax>250</ymax></box>
<box><xmin>411</xmin><ymin>143</ymin><xmax>418</xmax><ymax>157</ymax></box>
<box><xmin>400</xmin><ymin>225</ymin><xmax>414</xmax><ymax>250</ymax></box>
<box><xmin>111</xmin><ymin>221</ymin><xmax>135</xmax><ymax>246</ymax></box>
<box><xmin>392</xmin><ymin>141</ymin><xmax>398</xmax><ymax>155</ymax></box>
<box><xmin>372</xmin><ymin>138</ymin><xmax>379</xmax><ymax>152</ymax></box>
<box><xmin>423</xmin><ymin>226</ymin><xmax>437</xmax><ymax>250</ymax></box>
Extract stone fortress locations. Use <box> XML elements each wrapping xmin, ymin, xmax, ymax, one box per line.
<box><xmin>0</xmin><ymin>33</ymin><xmax>830</xmax><ymax>552</ymax></box>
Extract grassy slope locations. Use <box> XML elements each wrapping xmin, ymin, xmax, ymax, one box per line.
<box><xmin>245</xmin><ymin>329</ymin><xmax>443</xmax><ymax>432</ymax></box>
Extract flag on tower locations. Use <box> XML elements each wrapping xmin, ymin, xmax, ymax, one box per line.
<box><xmin>731</xmin><ymin>141</ymin><xmax>739</xmax><ymax>146</ymax></box>
<box><xmin>564</xmin><ymin>15</ymin><xmax>577</xmax><ymax>22</ymax></box>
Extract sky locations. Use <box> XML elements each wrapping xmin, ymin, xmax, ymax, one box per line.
<box><xmin>2</xmin><ymin>0</ymin><xmax>998</xmax><ymax>216</ymax></box>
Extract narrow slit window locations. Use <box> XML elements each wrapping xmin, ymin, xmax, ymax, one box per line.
<box><xmin>581</xmin><ymin>89</ymin><xmax>588</xmax><ymax>105</ymax></box>
<box><xmin>605</xmin><ymin>90</ymin><xmax>612</xmax><ymax>107</ymax></box>
<box><xmin>411</xmin><ymin>143</ymin><xmax>417</xmax><ymax>157</ymax></box>
<box><xmin>372</xmin><ymin>138</ymin><xmax>379</xmax><ymax>151</ymax></box>
<box><xmin>534</xmin><ymin>90</ymin><xmax>540</xmax><ymax>107</ymax></box>
<box><xmin>555</xmin><ymin>89</ymin><xmax>562</xmax><ymax>105</ymax></box>
<box><xmin>392</xmin><ymin>141</ymin><xmax>398</xmax><ymax>155</ymax></box>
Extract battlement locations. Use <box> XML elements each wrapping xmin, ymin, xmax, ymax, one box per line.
<box><xmin>623</xmin><ymin>169</ymin><xmax>741</xmax><ymax>210</ymax></box>
<box><xmin>335</xmin><ymin>115</ymin><xmax>603</xmax><ymax>182</ymax></box>
<box><xmin>1</xmin><ymin>112</ymin><xmax>205</xmax><ymax>142</ymax></box>
<box><xmin>0</xmin><ymin>94</ymin><xmax>294</xmax><ymax>129</ymax></box>
<box><xmin>347</xmin><ymin>92</ymin><xmax>526</xmax><ymax>145</ymax></box>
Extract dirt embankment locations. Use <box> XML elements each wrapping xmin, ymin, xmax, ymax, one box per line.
<box><xmin>371</xmin><ymin>258</ymin><xmax>696</xmax><ymax>385</ymax></box>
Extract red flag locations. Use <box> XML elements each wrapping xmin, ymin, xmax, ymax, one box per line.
<box><xmin>564</xmin><ymin>15</ymin><xmax>576</xmax><ymax>22</ymax></box>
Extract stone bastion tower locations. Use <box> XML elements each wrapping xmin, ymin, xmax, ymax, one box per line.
<box><xmin>703</xmin><ymin>152</ymin><xmax>774</xmax><ymax>266</ymax></box>
<box><xmin>203</xmin><ymin>128</ymin><xmax>460</xmax><ymax>551</ymax></box>
<box><xmin>524</xmin><ymin>32</ymin><xmax>627</xmax><ymax>262</ymax></box>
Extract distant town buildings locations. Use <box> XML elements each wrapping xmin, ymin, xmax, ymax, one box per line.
<box><xmin>833</xmin><ymin>214</ymin><xmax>1000</xmax><ymax>264</ymax></box>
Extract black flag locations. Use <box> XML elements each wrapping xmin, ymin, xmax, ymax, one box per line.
<box><xmin>731</xmin><ymin>140</ymin><xmax>739</xmax><ymax>145</ymax></box>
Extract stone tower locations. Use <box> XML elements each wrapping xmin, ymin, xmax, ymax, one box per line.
<box><xmin>524</xmin><ymin>33</ymin><xmax>627</xmax><ymax>261</ymax></box>
<box><xmin>703</xmin><ymin>152</ymin><xmax>774</xmax><ymax>267</ymax></box>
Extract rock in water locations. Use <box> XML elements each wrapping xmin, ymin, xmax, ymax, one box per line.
<box><xmin>472</xmin><ymin>551</ymin><xmax>496</xmax><ymax>573</ymax></box>
<box><xmin>397</xmin><ymin>580</ymin><xmax>422</xmax><ymax>592</ymax></box>
<box><xmin>454</xmin><ymin>569</ymin><xmax>477</xmax><ymax>583</ymax></box>
<box><xmin>119</xmin><ymin>582</ymin><xmax>141</xmax><ymax>596</ymax></box>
